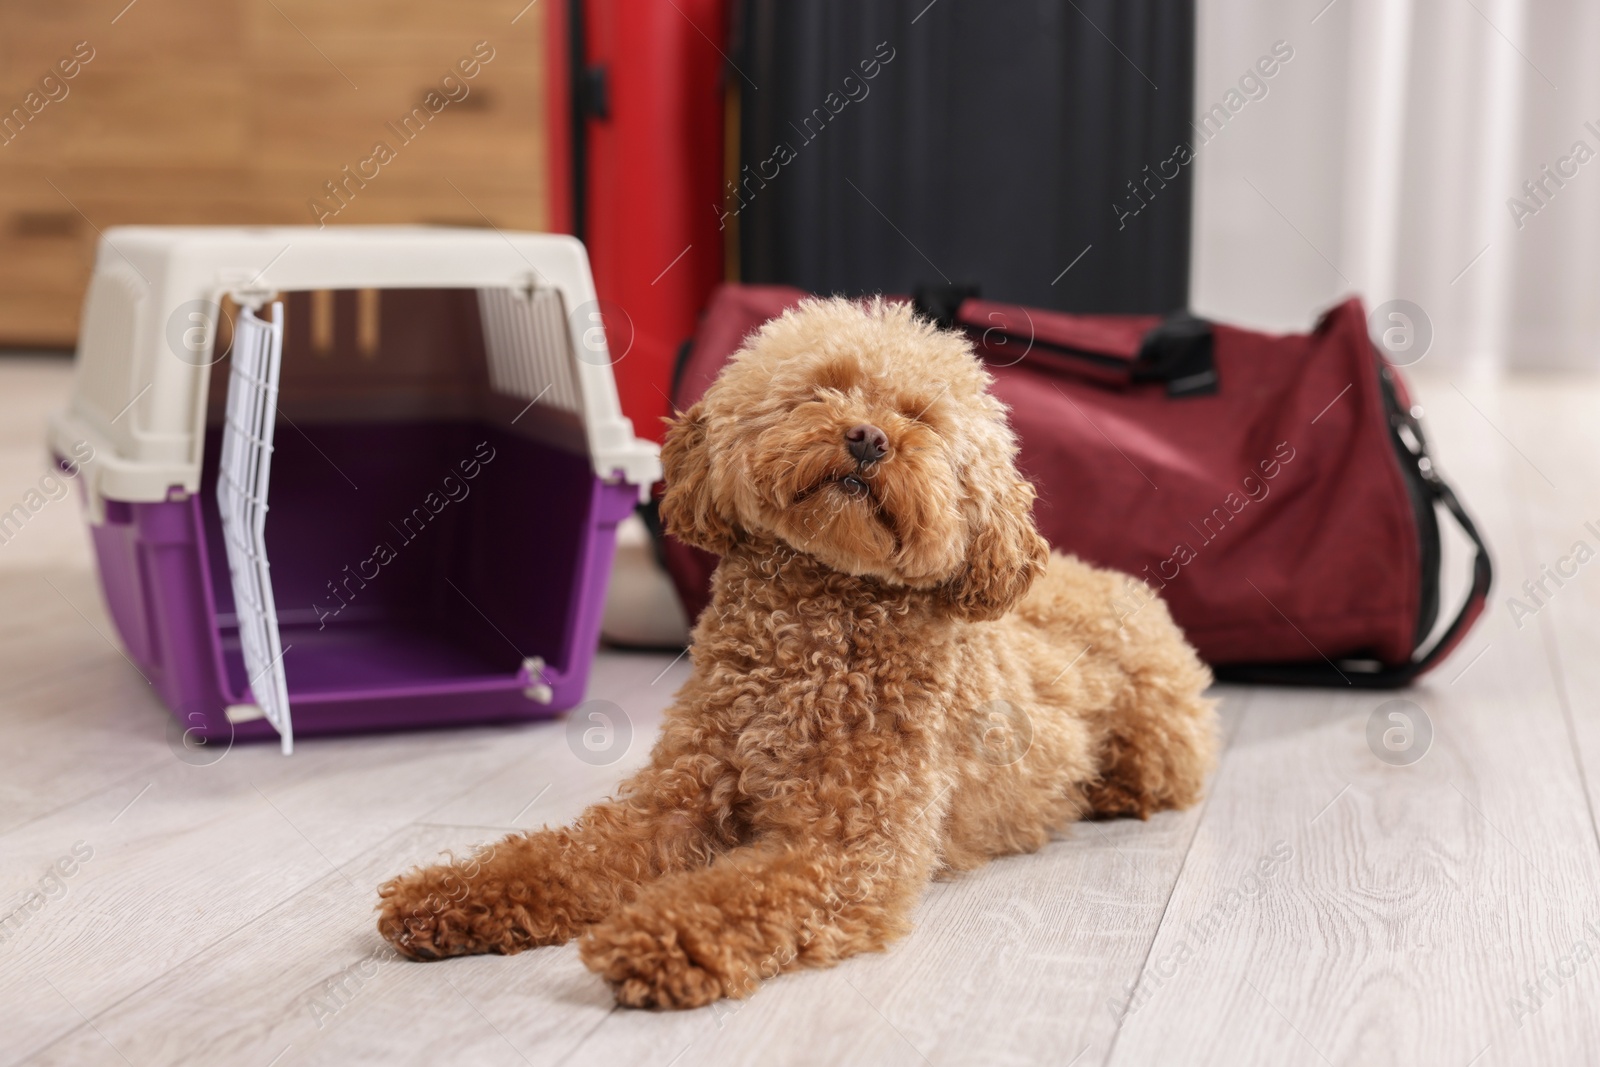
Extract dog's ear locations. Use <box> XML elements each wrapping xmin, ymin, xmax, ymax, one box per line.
<box><xmin>659</xmin><ymin>401</ymin><xmax>736</xmax><ymax>554</ymax></box>
<box><xmin>940</xmin><ymin>477</ymin><xmax>1049</xmax><ymax>621</ymax></box>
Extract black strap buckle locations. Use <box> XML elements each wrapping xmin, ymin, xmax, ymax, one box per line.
<box><xmin>1136</xmin><ymin>311</ymin><xmax>1217</xmax><ymax>398</ymax></box>
<box><xmin>911</xmin><ymin>283</ymin><xmax>981</xmax><ymax>330</ymax></box>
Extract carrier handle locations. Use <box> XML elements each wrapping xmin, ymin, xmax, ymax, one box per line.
<box><xmin>1213</xmin><ymin>473</ymin><xmax>1493</xmax><ymax>689</ymax></box>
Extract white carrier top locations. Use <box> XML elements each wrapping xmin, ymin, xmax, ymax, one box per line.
<box><xmin>48</xmin><ymin>226</ymin><xmax>661</xmax><ymax>510</ymax></box>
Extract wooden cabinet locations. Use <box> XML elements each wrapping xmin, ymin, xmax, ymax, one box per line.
<box><xmin>0</xmin><ymin>0</ymin><xmax>549</xmax><ymax>347</ymax></box>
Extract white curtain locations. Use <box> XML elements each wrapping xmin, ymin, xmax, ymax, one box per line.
<box><xmin>1190</xmin><ymin>0</ymin><xmax>1600</xmax><ymax>371</ymax></box>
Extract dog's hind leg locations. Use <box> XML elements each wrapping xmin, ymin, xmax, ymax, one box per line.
<box><xmin>377</xmin><ymin>759</ymin><xmax>733</xmax><ymax>960</ymax></box>
<box><xmin>1082</xmin><ymin>679</ymin><xmax>1217</xmax><ymax>820</ymax></box>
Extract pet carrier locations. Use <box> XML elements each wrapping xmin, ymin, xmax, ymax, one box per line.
<box><xmin>48</xmin><ymin>226</ymin><xmax>660</xmax><ymax>752</ymax></box>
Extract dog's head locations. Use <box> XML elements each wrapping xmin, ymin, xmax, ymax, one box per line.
<box><xmin>660</xmin><ymin>297</ymin><xmax>1048</xmax><ymax>620</ymax></box>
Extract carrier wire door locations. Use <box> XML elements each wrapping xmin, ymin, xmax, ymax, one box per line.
<box><xmin>216</xmin><ymin>302</ymin><xmax>293</xmax><ymax>752</ymax></box>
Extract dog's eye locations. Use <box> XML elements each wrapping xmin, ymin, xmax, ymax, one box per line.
<box><xmin>897</xmin><ymin>398</ymin><xmax>937</xmax><ymax>424</ymax></box>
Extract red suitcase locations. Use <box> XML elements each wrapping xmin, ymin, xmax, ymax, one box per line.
<box><xmin>546</xmin><ymin>0</ymin><xmax>729</xmax><ymax>443</ymax></box>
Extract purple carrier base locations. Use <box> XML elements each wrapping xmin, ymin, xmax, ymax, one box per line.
<box><xmin>73</xmin><ymin>424</ymin><xmax>639</xmax><ymax>744</ymax></box>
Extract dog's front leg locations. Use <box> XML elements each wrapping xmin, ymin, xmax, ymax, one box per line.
<box><xmin>578</xmin><ymin>795</ymin><xmax>946</xmax><ymax>1009</ymax></box>
<box><xmin>377</xmin><ymin>760</ymin><xmax>732</xmax><ymax>960</ymax></box>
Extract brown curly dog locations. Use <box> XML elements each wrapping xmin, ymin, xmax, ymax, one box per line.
<box><xmin>376</xmin><ymin>296</ymin><xmax>1218</xmax><ymax>1009</ymax></box>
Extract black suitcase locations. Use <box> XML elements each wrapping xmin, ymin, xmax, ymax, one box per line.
<box><xmin>729</xmin><ymin>0</ymin><xmax>1197</xmax><ymax>314</ymax></box>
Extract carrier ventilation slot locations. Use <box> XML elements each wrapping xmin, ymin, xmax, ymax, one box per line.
<box><xmin>216</xmin><ymin>302</ymin><xmax>293</xmax><ymax>753</ymax></box>
<box><xmin>477</xmin><ymin>287</ymin><xmax>583</xmax><ymax>414</ymax></box>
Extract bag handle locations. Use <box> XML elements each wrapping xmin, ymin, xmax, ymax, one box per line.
<box><xmin>960</xmin><ymin>298</ymin><xmax>1152</xmax><ymax>358</ymax></box>
<box><xmin>1214</xmin><ymin>469</ymin><xmax>1493</xmax><ymax>689</ymax></box>
<box><xmin>912</xmin><ymin>287</ymin><xmax>1219</xmax><ymax>398</ymax></box>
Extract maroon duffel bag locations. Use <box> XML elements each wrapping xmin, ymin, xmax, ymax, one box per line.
<box><xmin>655</xmin><ymin>283</ymin><xmax>1492</xmax><ymax>688</ymax></box>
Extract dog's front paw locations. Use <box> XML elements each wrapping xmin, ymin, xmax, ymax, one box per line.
<box><xmin>376</xmin><ymin>862</ymin><xmax>565</xmax><ymax>961</ymax></box>
<box><xmin>376</xmin><ymin>866</ymin><xmax>496</xmax><ymax>960</ymax></box>
<box><xmin>580</xmin><ymin>903</ymin><xmax>747</xmax><ymax>1009</ymax></box>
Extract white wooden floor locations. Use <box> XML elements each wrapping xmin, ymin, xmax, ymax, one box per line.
<box><xmin>3</xmin><ymin>354</ymin><xmax>1600</xmax><ymax>1067</ymax></box>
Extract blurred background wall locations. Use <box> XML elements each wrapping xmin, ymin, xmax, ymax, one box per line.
<box><xmin>0</xmin><ymin>1</ymin><xmax>551</xmax><ymax>348</ymax></box>
<box><xmin>3</xmin><ymin>0</ymin><xmax>1596</xmax><ymax>377</ymax></box>
<box><xmin>1192</xmin><ymin>0</ymin><xmax>1600</xmax><ymax>372</ymax></box>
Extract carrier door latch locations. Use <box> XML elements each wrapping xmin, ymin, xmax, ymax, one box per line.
<box><xmin>522</xmin><ymin>656</ymin><xmax>554</xmax><ymax>704</ymax></box>
<box><xmin>228</xmin><ymin>287</ymin><xmax>276</xmax><ymax>311</ymax></box>
<box><xmin>221</xmin><ymin>273</ymin><xmax>277</xmax><ymax>312</ymax></box>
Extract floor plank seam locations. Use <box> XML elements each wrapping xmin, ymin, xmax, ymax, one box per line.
<box><xmin>11</xmin><ymin>814</ymin><xmax>457</xmax><ymax>1067</ymax></box>
<box><xmin>0</xmin><ymin>755</ymin><xmax>174</xmax><ymax>843</ymax></box>
<box><xmin>408</xmin><ymin>747</ymin><xmax>574</xmax><ymax>828</ymax></box>
<box><xmin>1099</xmin><ymin>689</ymin><xmax>1252</xmax><ymax>1067</ymax></box>
<box><xmin>0</xmin><ymin>649</ymin><xmax>125</xmax><ymax>709</ymax></box>
<box><xmin>549</xmin><ymin>1004</ymin><xmax>624</xmax><ymax>1067</ymax></box>
<box><xmin>410</xmin><ymin>824</ymin><xmax>528</xmax><ymax>836</ymax></box>
<box><xmin>1537</xmin><ymin>608</ymin><xmax>1600</xmax><ymax>860</ymax></box>
<box><xmin>14</xmin><ymin>867</ymin><xmax>341</xmax><ymax>1067</ymax></box>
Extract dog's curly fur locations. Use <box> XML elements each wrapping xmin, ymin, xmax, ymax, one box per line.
<box><xmin>376</xmin><ymin>297</ymin><xmax>1218</xmax><ymax>1008</ymax></box>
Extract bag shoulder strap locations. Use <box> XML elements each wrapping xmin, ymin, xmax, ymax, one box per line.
<box><xmin>1214</xmin><ymin>468</ymin><xmax>1493</xmax><ymax>689</ymax></box>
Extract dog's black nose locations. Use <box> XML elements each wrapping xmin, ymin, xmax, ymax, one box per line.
<box><xmin>845</xmin><ymin>424</ymin><xmax>889</xmax><ymax>465</ymax></box>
